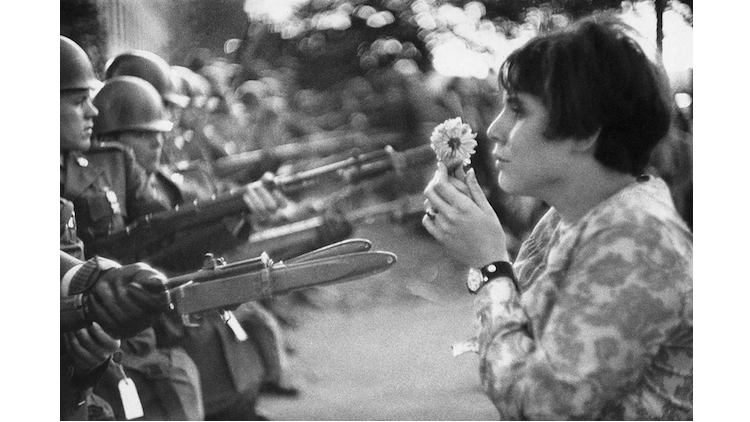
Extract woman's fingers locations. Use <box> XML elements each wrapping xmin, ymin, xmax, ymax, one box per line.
<box><xmin>465</xmin><ymin>168</ymin><xmax>494</xmax><ymax>213</ymax></box>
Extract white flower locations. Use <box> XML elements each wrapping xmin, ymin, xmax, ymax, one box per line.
<box><xmin>430</xmin><ymin>117</ymin><xmax>477</xmax><ymax>171</ymax></box>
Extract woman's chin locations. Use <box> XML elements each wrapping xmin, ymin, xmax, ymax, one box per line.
<box><xmin>497</xmin><ymin>174</ymin><xmax>517</xmax><ymax>194</ymax></box>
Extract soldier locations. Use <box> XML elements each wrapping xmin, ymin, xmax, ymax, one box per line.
<box><xmin>60</xmin><ymin>37</ymin><xmax>172</xmax><ymax>420</ymax></box>
<box><xmin>61</xmin><ymin>35</ymin><xmax>205</xmax><ymax>421</ymax></box>
<box><xmin>103</xmin><ymin>50</ymin><xmax>197</xmax><ymax>168</ymax></box>
<box><xmin>91</xmin><ymin>75</ymin><xmax>280</xmax><ymax>269</ymax></box>
<box><xmin>91</xmin><ymin>74</ymin><xmax>287</xmax><ymax>420</ymax></box>
<box><xmin>60</xmin><ymin>37</ymin><xmax>167</xmax><ymax>247</ymax></box>
<box><xmin>170</xmin><ymin>65</ymin><xmax>232</xmax><ymax>163</ymax></box>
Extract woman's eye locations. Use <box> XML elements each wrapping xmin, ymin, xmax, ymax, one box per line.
<box><xmin>509</xmin><ymin>102</ymin><xmax>524</xmax><ymax>116</ymax></box>
<box><xmin>503</xmin><ymin>96</ymin><xmax>524</xmax><ymax>117</ymax></box>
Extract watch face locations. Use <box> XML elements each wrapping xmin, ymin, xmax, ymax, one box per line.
<box><xmin>467</xmin><ymin>268</ymin><xmax>483</xmax><ymax>292</ymax></box>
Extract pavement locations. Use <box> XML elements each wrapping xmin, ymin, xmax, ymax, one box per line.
<box><xmin>256</xmin><ymin>220</ymin><xmax>500</xmax><ymax>421</ymax></box>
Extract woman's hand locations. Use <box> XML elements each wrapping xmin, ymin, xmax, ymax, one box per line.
<box><xmin>423</xmin><ymin>163</ymin><xmax>509</xmax><ymax>268</ymax></box>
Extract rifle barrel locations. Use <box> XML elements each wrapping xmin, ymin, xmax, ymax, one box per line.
<box><xmin>342</xmin><ymin>144</ymin><xmax>435</xmax><ymax>183</ymax></box>
<box><xmin>272</xmin><ymin>148</ymin><xmax>390</xmax><ymax>190</ymax></box>
<box><xmin>214</xmin><ymin>131</ymin><xmax>403</xmax><ymax>179</ymax></box>
<box><xmin>85</xmin><ymin>140</ymin><xmax>429</xmax><ymax>263</ymax></box>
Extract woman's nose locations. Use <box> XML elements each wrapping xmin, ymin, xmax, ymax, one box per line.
<box><xmin>491</xmin><ymin>143</ymin><xmax>501</xmax><ymax>159</ymax></box>
<box><xmin>486</xmin><ymin>113</ymin><xmax>508</xmax><ymax>147</ymax></box>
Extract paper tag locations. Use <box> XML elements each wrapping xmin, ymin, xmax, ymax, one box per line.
<box><xmin>224</xmin><ymin>311</ymin><xmax>249</xmax><ymax>342</ymax></box>
<box><xmin>118</xmin><ymin>377</ymin><xmax>144</xmax><ymax>420</ymax></box>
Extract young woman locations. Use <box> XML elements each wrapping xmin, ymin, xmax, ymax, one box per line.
<box><xmin>423</xmin><ymin>14</ymin><xmax>692</xmax><ymax>420</ymax></box>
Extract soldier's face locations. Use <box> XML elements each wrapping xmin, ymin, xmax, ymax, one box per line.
<box><xmin>60</xmin><ymin>89</ymin><xmax>98</xmax><ymax>151</ymax></box>
<box><xmin>118</xmin><ymin>131</ymin><xmax>164</xmax><ymax>173</ymax></box>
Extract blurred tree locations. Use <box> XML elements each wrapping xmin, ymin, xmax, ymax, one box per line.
<box><xmin>60</xmin><ymin>0</ymin><xmax>109</xmax><ymax>75</ymax></box>
<box><xmin>164</xmin><ymin>0</ymin><xmax>249</xmax><ymax>67</ymax></box>
<box><xmin>236</xmin><ymin>0</ymin><xmax>692</xmax><ymax>90</ymax></box>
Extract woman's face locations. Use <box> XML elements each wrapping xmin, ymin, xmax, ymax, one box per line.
<box><xmin>117</xmin><ymin>131</ymin><xmax>164</xmax><ymax>173</ymax></box>
<box><xmin>487</xmin><ymin>92</ymin><xmax>570</xmax><ymax>199</ymax></box>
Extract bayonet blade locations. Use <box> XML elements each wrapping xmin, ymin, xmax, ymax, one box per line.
<box><xmin>170</xmin><ymin>251</ymin><xmax>397</xmax><ymax>314</ymax></box>
<box><xmin>285</xmin><ymin>238</ymin><xmax>372</xmax><ymax>264</ymax></box>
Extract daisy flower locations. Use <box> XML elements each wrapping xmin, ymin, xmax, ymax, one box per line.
<box><xmin>430</xmin><ymin>117</ymin><xmax>477</xmax><ymax>172</ymax></box>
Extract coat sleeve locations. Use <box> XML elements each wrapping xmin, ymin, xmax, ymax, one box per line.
<box><xmin>474</xmin><ymin>219</ymin><xmax>688</xmax><ymax>419</ymax></box>
<box><xmin>61</xmin><ymin>250</ymin><xmax>83</xmax><ymax>281</ymax></box>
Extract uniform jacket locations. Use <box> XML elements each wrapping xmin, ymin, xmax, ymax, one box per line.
<box><xmin>60</xmin><ymin>197</ymin><xmax>84</xmax><ymax>260</ymax></box>
<box><xmin>61</xmin><ymin>142</ymin><xmax>167</xmax><ymax>248</ymax></box>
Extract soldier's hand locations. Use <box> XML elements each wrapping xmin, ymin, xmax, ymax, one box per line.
<box><xmin>243</xmin><ymin>176</ymin><xmax>284</xmax><ymax>218</ymax></box>
<box><xmin>63</xmin><ymin>322</ymin><xmax>120</xmax><ymax>373</ymax></box>
<box><xmin>318</xmin><ymin>211</ymin><xmax>354</xmax><ymax>245</ymax></box>
<box><xmin>85</xmin><ymin>263</ymin><xmax>170</xmax><ymax>339</ymax></box>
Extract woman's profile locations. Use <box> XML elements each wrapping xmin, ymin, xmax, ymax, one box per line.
<box><xmin>423</xmin><ymin>13</ymin><xmax>692</xmax><ymax>420</ymax></box>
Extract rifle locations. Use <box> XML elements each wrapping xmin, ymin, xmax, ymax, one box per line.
<box><xmin>85</xmin><ymin>143</ymin><xmax>435</xmax><ymax>263</ymax></box>
<box><xmin>235</xmin><ymin>193</ymin><xmax>427</xmax><ymax>261</ymax></box>
<box><xmin>62</xmin><ymin>239</ymin><xmax>397</xmax><ymax>332</ymax></box>
<box><xmin>177</xmin><ymin>130</ymin><xmax>405</xmax><ymax>184</ymax></box>
<box><xmin>168</xmin><ymin>238</ymin><xmax>397</xmax><ymax>315</ymax></box>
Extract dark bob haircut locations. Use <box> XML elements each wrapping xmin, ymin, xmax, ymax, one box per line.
<box><xmin>499</xmin><ymin>13</ymin><xmax>672</xmax><ymax>176</ymax></box>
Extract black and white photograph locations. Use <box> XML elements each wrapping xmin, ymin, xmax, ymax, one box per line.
<box><xmin>47</xmin><ymin>0</ymin><xmax>710</xmax><ymax>420</ymax></box>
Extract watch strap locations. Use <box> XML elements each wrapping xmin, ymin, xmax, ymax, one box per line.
<box><xmin>480</xmin><ymin>261</ymin><xmax>518</xmax><ymax>291</ymax></box>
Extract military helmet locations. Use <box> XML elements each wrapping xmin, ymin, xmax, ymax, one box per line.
<box><xmin>93</xmin><ymin>76</ymin><xmax>174</xmax><ymax>136</ymax></box>
<box><xmin>171</xmin><ymin>65</ymin><xmax>213</xmax><ymax>109</ymax></box>
<box><xmin>60</xmin><ymin>35</ymin><xmax>99</xmax><ymax>91</ymax></box>
<box><xmin>104</xmin><ymin>50</ymin><xmax>190</xmax><ymax>108</ymax></box>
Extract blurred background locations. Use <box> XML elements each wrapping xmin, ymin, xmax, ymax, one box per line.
<box><xmin>60</xmin><ymin>1</ymin><xmax>693</xmax><ymax>419</ymax></box>
<box><xmin>62</xmin><ymin>0</ymin><xmax>693</xmax><ymax>230</ymax></box>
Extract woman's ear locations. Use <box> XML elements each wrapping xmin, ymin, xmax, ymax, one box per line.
<box><xmin>569</xmin><ymin>128</ymin><xmax>601</xmax><ymax>154</ymax></box>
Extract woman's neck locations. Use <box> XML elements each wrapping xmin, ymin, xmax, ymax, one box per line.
<box><xmin>545</xmin><ymin>161</ymin><xmax>635</xmax><ymax>225</ymax></box>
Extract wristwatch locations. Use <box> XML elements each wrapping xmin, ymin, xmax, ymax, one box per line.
<box><xmin>467</xmin><ymin>261</ymin><xmax>517</xmax><ymax>294</ymax></box>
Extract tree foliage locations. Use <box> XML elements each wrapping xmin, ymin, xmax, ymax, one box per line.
<box><xmin>238</xmin><ymin>0</ymin><xmax>692</xmax><ymax>89</ymax></box>
<box><xmin>60</xmin><ymin>0</ymin><xmax>108</xmax><ymax>75</ymax></box>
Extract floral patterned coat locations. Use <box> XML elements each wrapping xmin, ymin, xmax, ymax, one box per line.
<box><xmin>473</xmin><ymin>175</ymin><xmax>692</xmax><ymax>420</ymax></box>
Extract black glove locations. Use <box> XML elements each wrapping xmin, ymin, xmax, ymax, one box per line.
<box><xmin>317</xmin><ymin>211</ymin><xmax>354</xmax><ymax>245</ymax></box>
<box><xmin>69</xmin><ymin>257</ymin><xmax>170</xmax><ymax>339</ymax></box>
<box><xmin>86</xmin><ymin>262</ymin><xmax>170</xmax><ymax>339</ymax></box>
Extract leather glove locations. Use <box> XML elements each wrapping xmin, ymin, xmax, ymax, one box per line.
<box><xmin>67</xmin><ymin>257</ymin><xmax>170</xmax><ymax>339</ymax></box>
<box><xmin>62</xmin><ymin>322</ymin><xmax>121</xmax><ymax>373</ymax></box>
<box><xmin>317</xmin><ymin>211</ymin><xmax>354</xmax><ymax>246</ymax></box>
<box><xmin>85</xmin><ymin>262</ymin><xmax>171</xmax><ymax>339</ymax></box>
